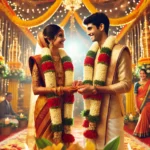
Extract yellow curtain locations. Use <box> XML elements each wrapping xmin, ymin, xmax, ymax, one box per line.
<box><xmin>23</xmin><ymin>83</ymin><xmax>32</xmax><ymax>113</ymax></box>
<box><xmin>8</xmin><ymin>79</ymin><xmax>19</xmax><ymax>112</ymax></box>
<box><xmin>125</xmin><ymin>84</ymin><xmax>136</xmax><ymax>115</ymax></box>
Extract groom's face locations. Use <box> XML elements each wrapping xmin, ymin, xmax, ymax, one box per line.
<box><xmin>86</xmin><ymin>23</ymin><xmax>102</xmax><ymax>42</ymax></box>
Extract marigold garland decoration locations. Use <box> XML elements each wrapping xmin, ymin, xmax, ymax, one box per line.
<box><xmin>82</xmin><ymin>0</ymin><xmax>148</xmax><ymax>26</ymax></box>
<box><xmin>83</xmin><ymin>36</ymin><xmax>116</xmax><ymax>139</ymax></box>
<box><xmin>0</xmin><ymin>0</ymin><xmax>62</xmax><ymax>27</ymax></box>
<box><xmin>0</xmin><ymin>0</ymin><xmax>149</xmax><ymax>28</ymax></box>
<box><xmin>41</xmin><ymin>47</ymin><xmax>75</xmax><ymax>143</ymax></box>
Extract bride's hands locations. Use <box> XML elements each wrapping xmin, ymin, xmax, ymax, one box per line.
<box><xmin>62</xmin><ymin>86</ymin><xmax>78</xmax><ymax>94</ymax></box>
<box><xmin>72</xmin><ymin>80</ymin><xmax>83</xmax><ymax>87</ymax></box>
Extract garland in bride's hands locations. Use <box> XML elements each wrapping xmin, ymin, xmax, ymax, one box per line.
<box><xmin>41</xmin><ymin>47</ymin><xmax>75</xmax><ymax>143</ymax></box>
<box><xmin>82</xmin><ymin>36</ymin><xmax>116</xmax><ymax>139</ymax></box>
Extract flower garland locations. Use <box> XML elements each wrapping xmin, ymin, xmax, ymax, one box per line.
<box><xmin>82</xmin><ymin>0</ymin><xmax>148</xmax><ymax>26</ymax></box>
<box><xmin>0</xmin><ymin>61</ymin><xmax>9</xmax><ymax>78</ymax></box>
<box><xmin>41</xmin><ymin>47</ymin><xmax>75</xmax><ymax>143</ymax></box>
<box><xmin>4</xmin><ymin>68</ymin><xmax>25</xmax><ymax>80</ymax></box>
<box><xmin>1</xmin><ymin>0</ymin><xmax>148</xmax><ymax>27</ymax></box>
<box><xmin>0</xmin><ymin>0</ymin><xmax>62</xmax><ymax>27</ymax></box>
<box><xmin>82</xmin><ymin>36</ymin><xmax>116</xmax><ymax>139</ymax></box>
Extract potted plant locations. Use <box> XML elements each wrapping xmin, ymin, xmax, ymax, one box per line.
<box><xmin>0</xmin><ymin>120</ymin><xmax>13</xmax><ymax>136</ymax></box>
<box><xmin>17</xmin><ymin>113</ymin><xmax>28</xmax><ymax>128</ymax></box>
<box><xmin>124</xmin><ymin>113</ymin><xmax>139</xmax><ymax>130</ymax></box>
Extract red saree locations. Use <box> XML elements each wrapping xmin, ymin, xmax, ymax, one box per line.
<box><xmin>29</xmin><ymin>55</ymin><xmax>65</xmax><ymax>149</ymax></box>
<box><xmin>133</xmin><ymin>80</ymin><xmax>150</xmax><ymax>137</ymax></box>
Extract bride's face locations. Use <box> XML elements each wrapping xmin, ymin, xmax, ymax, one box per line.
<box><xmin>53</xmin><ymin>30</ymin><xmax>65</xmax><ymax>48</ymax></box>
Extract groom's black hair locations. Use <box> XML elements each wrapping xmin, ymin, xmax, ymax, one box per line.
<box><xmin>83</xmin><ymin>12</ymin><xmax>109</xmax><ymax>35</ymax></box>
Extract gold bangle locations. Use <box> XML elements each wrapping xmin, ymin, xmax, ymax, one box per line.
<box><xmin>51</xmin><ymin>88</ymin><xmax>57</xmax><ymax>94</ymax></box>
<box><xmin>93</xmin><ymin>85</ymin><xmax>98</xmax><ymax>94</ymax></box>
<box><xmin>56</xmin><ymin>87</ymin><xmax>60</xmax><ymax>96</ymax></box>
<box><xmin>59</xmin><ymin>86</ymin><xmax>64</xmax><ymax>95</ymax></box>
<box><xmin>57</xmin><ymin>86</ymin><xmax>64</xmax><ymax>96</ymax></box>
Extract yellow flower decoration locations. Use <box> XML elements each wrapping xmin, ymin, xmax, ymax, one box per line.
<box><xmin>0</xmin><ymin>0</ymin><xmax>62</xmax><ymax>27</ymax></box>
<box><xmin>0</xmin><ymin>56</ymin><xmax>5</xmax><ymax>63</ymax></box>
<box><xmin>82</xmin><ymin>0</ymin><xmax>149</xmax><ymax>26</ymax></box>
<box><xmin>67</xmin><ymin>143</ymin><xmax>84</xmax><ymax>150</ymax></box>
<box><xmin>84</xmin><ymin>140</ymin><xmax>95</xmax><ymax>150</ymax></box>
<box><xmin>43</xmin><ymin>143</ymin><xmax>64</xmax><ymax>150</ymax></box>
<box><xmin>51</xmin><ymin>143</ymin><xmax>64</xmax><ymax>150</ymax></box>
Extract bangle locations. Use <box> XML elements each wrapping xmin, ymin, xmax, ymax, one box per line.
<box><xmin>52</xmin><ymin>88</ymin><xmax>57</xmax><ymax>94</ymax></box>
<box><xmin>59</xmin><ymin>86</ymin><xmax>64</xmax><ymax>95</ymax></box>
<box><xmin>93</xmin><ymin>85</ymin><xmax>98</xmax><ymax>94</ymax></box>
<box><xmin>56</xmin><ymin>86</ymin><xmax>64</xmax><ymax>96</ymax></box>
<box><xmin>56</xmin><ymin>87</ymin><xmax>61</xmax><ymax>96</ymax></box>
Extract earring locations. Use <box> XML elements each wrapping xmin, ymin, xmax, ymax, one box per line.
<box><xmin>49</xmin><ymin>43</ymin><xmax>52</xmax><ymax>49</ymax></box>
<box><xmin>49</xmin><ymin>42</ymin><xmax>54</xmax><ymax>50</ymax></box>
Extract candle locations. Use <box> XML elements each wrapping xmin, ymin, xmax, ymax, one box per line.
<box><xmin>129</xmin><ymin>114</ymin><xmax>133</xmax><ymax>121</ymax></box>
<box><xmin>5</xmin><ymin>117</ymin><xmax>10</xmax><ymax>125</ymax></box>
<box><xmin>20</xmin><ymin>113</ymin><xmax>24</xmax><ymax>118</ymax></box>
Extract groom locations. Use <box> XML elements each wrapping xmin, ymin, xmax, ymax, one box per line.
<box><xmin>75</xmin><ymin>12</ymin><xmax>132</xmax><ymax>150</ymax></box>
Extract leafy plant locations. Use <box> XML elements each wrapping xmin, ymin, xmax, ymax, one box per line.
<box><xmin>35</xmin><ymin>137</ymin><xmax>53</xmax><ymax>149</ymax></box>
<box><xmin>0</xmin><ymin>122</ymin><xmax>17</xmax><ymax>128</ymax></box>
<box><xmin>35</xmin><ymin>136</ymin><xmax>120</xmax><ymax>150</ymax></box>
<box><xmin>4</xmin><ymin>68</ymin><xmax>25</xmax><ymax>80</ymax></box>
<box><xmin>124</xmin><ymin>114</ymin><xmax>139</xmax><ymax>123</ymax></box>
<box><xmin>16</xmin><ymin>115</ymin><xmax>28</xmax><ymax>121</ymax></box>
<box><xmin>104</xmin><ymin>136</ymin><xmax>120</xmax><ymax>150</ymax></box>
<box><xmin>0</xmin><ymin>61</ymin><xmax>9</xmax><ymax>78</ymax></box>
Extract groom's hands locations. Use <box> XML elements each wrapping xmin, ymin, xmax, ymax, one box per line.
<box><xmin>62</xmin><ymin>86</ymin><xmax>77</xmax><ymax>94</ymax></box>
<box><xmin>72</xmin><ymin>80</ymin><xmax>83</xmax><ymax>87</ymax></box>
<box><xmin>77</xmin><ymin>84</ymin><xmax>97</xmax><ymax>95</ymax></box>
<box><xmin>72</xmin><ymin>81</ymin><xmax>97</xmax><ymax>95</ymax></box>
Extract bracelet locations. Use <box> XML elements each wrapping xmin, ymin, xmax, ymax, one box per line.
<box><xmin>52</xmin><ymin>88</ymin><xmax>57</xmax><ymax>94</ymax></box>
<box><xmin>93</xmin><ymin>85</ymin><xmax>98</xmax><ymax>94</ymax></box>
<box><xmin>56</xmin><ymin>86</ymin><xmax>64</xmax><ymax>96</ymax></box>
<box><xmin>56</xmin><ymin>87</ymin><xmax>61</xmax><ymax>96</ymax></box>
<box><xmin>59</xmin><ymin>86</ymin><xmax>64</xmax><ymax>95</ymax></box>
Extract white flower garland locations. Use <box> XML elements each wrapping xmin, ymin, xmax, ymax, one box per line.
<box><xmin>83</xmin><ymin>36</ymin><xmax>116</xmax><ymax>139</ymax></box>
<box><xmin>41</xmin><ymin>47</ymin><xmax>74</xmax><ymax>140</ymax></box>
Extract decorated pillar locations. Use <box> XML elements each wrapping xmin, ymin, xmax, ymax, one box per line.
<box><xmin>125</xmin><ymin>37</ymin><xmax>136</xmax><ymax>115</ymax></box>
<box><xmin>0</xmin><ymin>30</ymin><xmax>8</xmax><ymax>93</ymax></box>
<box><xmin>23</xmin><ymin>83</ymin><xmax>31</xmax><ymax>114</ymax></box>
<box><xmin>126</xmin><ymin>84</ymin><xmax>135</xmax><ymax>114</ymax></box>
<box><xmin>7</xmin><ymin>38</ymin><xmax>24</xmax><ymax>112</ymax></box>
<box><xmin>22</xmin><ymin>47</ymin><xmax>33</xmax><ymax>114</ymax></box>
<box><xmin>0</xmin><ymin>30</ymin><xmax>3</xmax><ymax>56</ymax></box>
<box><xmin>136</xmin><ymin>12</ymin><xmax>150</xmax><ymax>78</ymax></box>
<box><xmin>125</xmin><ymin>64</ymin><xmax>136</xmax><ymax>115</ymax></box>
<box><xmin>8</xmin><ymin>79</ymin><xmax>19</xmax><ymax>112</ymax></box>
